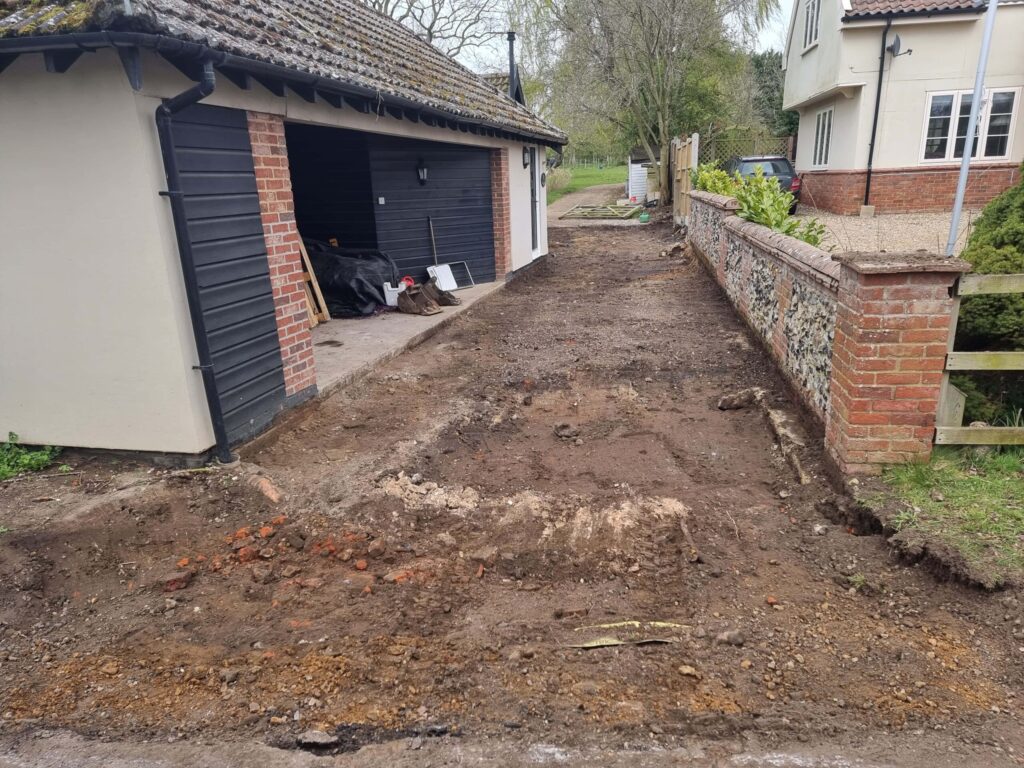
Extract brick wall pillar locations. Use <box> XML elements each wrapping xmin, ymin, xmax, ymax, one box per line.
<box><xmin>826</xmin><ymin>253</ymin><xmax>969</xmax><ymax>474</ymax></box>
<box><xmin>247</xmin><ymin>111</ymin><xmax>317</xmax><ymax>399</ymax></box>
<box><xmin>491</xmin><ymin>148</ymin><xmax>512</xmax><ymax>276</ymax></box>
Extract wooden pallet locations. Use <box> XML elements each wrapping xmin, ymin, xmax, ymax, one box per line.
<box><xmin>559</xmin><ymin>204</ymin><xmax>643</xmax><ymax>220</ymax></box>
<box><xmin>297</xmin><ymin>238</ymin><xmax>330</xmax><ymax>328</ymax></box>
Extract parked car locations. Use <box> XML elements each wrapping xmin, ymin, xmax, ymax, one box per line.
<box><xmin>723</xmin><ymin>155</ymin><xmax>801</xmax><ymax>214</ymax></box>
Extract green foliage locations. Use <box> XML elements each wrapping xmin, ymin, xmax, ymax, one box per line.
<box><xmin>0</xmin><ymin>433</ymin><xmax>60</xmax><ymax>481</ymax></box>
<box><xmin>693</xmin><ymin>165</ymin><xmax>827</xmax><ymax>247</ymax></box>
<box><xmin>691</xmin><ymin>162</ymin><xmax>740</xmax><ymax>196</ymax></box>
<box><xmin>883</xmin><ymin>446</ymin><xmax>1024</xmax><ymax>587</ymax></box>
<box><xmin>734</xmin><ymin>167</ymin><xmax>794</xmax><ymax>229</ymax></box>
<box><xmin>953</xmin><ymin>169</ymin><xmax>1024</xmax><ymax>422</ymax></box>
<box><xmin>749</xmin><ymin>50</ymin><xmax>799</xmax><ymax>137</ymax></box>
<box><xmin>732</xmin><ymin>168</ymin><xmax>827</xmax><ymax>248</ymax></box>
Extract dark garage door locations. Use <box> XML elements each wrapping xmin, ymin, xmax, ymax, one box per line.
<box><xmin>166</xmin><ymin>104</ymin><xmax>287</xmax><ymax>444</ymax></box>
<box><xmin>370</xmin><ymin>137</ymin><xmax>495</xmax><ymax>283</ymax></box>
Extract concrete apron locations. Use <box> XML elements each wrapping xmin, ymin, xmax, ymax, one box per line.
<box><xmin>311</xmin><ymin>279</ymin><xmax>505</xmax><ymax>399</ymax></box>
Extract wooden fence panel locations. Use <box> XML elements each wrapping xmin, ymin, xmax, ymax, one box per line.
<box><xmin>671</xmin><ymin>133</ymin><xmax>698</xmax><ymax>226</ymax></box>
<box><xmin>936</xmin><ymin>273</ymin><xmax>1024</xmax><ymax>445</ymax></box>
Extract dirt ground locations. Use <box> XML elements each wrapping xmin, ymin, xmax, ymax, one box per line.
<box><xmin>2</xmin><ymin>221</ymin><xmax>1023</xmax><ymax>766</ymax></box>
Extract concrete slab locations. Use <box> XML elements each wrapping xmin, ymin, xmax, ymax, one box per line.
<box><xmin>311</xmin><ymin>280</ymin><xmax>504</xmax><ymax>397</ymax></box>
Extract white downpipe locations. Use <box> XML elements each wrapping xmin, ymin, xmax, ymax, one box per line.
<box><xmin>945</xmin><ymin>0</ymin><xmax>1000</xmax><ymax>256</ymax></box>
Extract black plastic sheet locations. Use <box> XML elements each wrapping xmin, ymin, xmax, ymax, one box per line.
<box><xmin>305</xmin><ymin>241</ymin><xmax>400</xmax><ymax>318</ymax></box>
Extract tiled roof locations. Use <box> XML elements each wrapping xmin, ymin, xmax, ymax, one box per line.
<box><xmin>0</xmin><ymin>0</ymin><xmax>565</xmax><ymax>143</ymax></box>
<box><xmin>845</xmin><ymin>0</ymin><xmax>984</xmax><ymax>18</ymax></box>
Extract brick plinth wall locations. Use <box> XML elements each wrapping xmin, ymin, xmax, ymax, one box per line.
<box><xmin>490</xmin><ymin>148</ymin><xmax>512</xmax><ymax>276</ymax></box>
<box><xmin>801</xmin><ymin>163</ymin><xmax>1020</xmax><ymax>215</ymax></box>
<box><xmin>247</xmin><ymin>111</ymin><xmax>317</xmax><ymax>397</ymax></box>
<box><xmin>827</xmin><ymin>254</ymin><xmax>969</xmax><ymax>474</ymax></box>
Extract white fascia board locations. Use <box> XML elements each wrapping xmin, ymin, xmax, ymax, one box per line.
<box><xmin>783</xmin><ymin>82</ymin><xmax>866</xmax><ymax>111</ymax></box>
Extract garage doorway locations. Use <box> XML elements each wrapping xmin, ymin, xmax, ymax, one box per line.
<box><xmin>284</xmin><ymin>124</ymin><xmax>496</xmax><ymax>285</ymax></box>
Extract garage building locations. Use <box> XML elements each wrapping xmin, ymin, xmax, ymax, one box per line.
<box><xmin>0</xmin><ymin>0</ymin><xmax>565</xmax><ymax>461</ymax></box>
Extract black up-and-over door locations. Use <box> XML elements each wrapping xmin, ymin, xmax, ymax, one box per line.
<box><xmin>370</xmin><ymin>138</ymin><xmax>496</xmax><ymax>283</ymax></box>
<box><xmin>167</xmin><ymin>104</ymin><xmax>287</xmax><ymax>444</ymax></box>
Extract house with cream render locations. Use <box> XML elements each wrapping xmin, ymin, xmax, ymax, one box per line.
<box><xmin>782</xmin><ymin>0</ymin><xmax>1023</xmax><ymax>214</ymax></box>
<box><xmin>0</xmin><ymin>0</ymin><xmax>564</xmax><ymax>461</ymax></box>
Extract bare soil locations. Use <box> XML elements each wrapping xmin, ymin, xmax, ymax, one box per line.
<box><xmin>1</xmin><ymin>222</ymin><xmax>1022</xmax><ymax>765</ymax></box>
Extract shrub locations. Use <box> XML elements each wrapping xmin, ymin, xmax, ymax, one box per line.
<box><xmin>733</xmin><ymin>168</ymin><xmax>826</xmax><ymax>248</ymax></box>
<box><xmin>953</xmin><ymin>167</ymin><xmax>1024</xmax><ymax>422</ymax></box>
<box><xmin>691</xmin><ymin>163</ymin><xmax>740</xmax><ymax>197</ymax></box>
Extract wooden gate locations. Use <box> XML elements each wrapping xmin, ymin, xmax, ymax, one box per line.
<box><xmin>671</xmin><ymin>133</ymin><xmax>699</xmax><ymax>226</ymax></box>
<box><xmin>936</xmin><ymin>272</ymin><xmax>1024</xmax><ymax>445</ymax></box>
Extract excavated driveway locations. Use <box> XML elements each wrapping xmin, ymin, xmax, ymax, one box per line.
<box><xmin>1</xmin><ymin>222</ymin><xmax>1022</xmax><ymax>766</ymax></box>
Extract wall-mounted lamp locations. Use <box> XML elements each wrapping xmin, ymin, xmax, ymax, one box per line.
<box><xmin>522</xmin><ymin>147</ymin><xmax>531</xmax><ymax>168</ymax></box>
<box><xmin>416</xmin><ymin>159</ymin><xmax>428</xmax><ymax>185</ymax></box>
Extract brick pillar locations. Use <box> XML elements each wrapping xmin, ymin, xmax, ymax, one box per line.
<box><xmin>247</xmin><ymin>111</ymin><xmax>317</xmax><ymax>399</ymax></box>
<box><xmin>826</xmin><ymin>253</ymin><xmax>969</xmax><ymax>474</ymax></box>
<box><xmin>490</xmin><ymin>148</ymin><xmax>512</xmax><ymax>276</ymax></box>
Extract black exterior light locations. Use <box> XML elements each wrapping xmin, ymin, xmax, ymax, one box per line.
<box><xmin>416</xmin><ymin>159</ymin><xmax>428</xmax><ymax>185</ymax></box>
<box><xmin>522</xmin><ymin>147</ymin><xmax>531</xmax><ymax>168</ymax></box>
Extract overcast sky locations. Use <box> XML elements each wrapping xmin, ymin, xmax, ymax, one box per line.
<box><xmin>466</xmin><ymin>2</ymin><xmax>793</xmax><ymax>72</ymax></box>
<box><xmin>758</xmin><ymin>2</ymin><xmax>791</xmax><ymax>52</ymax></box>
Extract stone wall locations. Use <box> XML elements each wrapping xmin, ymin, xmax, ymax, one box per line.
<box><xmin>688</xmin><ymin>191</ymin><xmax>968</xmax><ymax>473</ymax></box>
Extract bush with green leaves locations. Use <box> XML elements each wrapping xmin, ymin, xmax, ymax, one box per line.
<box><xmin>731</xmin><ymin>167</ymin><xmax>827</xmax><ymax>248</ymax></box>
<box><xmin>952</xmin><ymin>167</ymin><xmax>1024</xmax><ymax>422</ymax></box>
<box><xmin>691</xmin><ymin>163</ymin><xmax>740</xmax><ymax>197</ymax></box>
<box><xmin>0</xmin><ymin>433</ymin><xmax>60</xmax><ymax>481</ymax></box>
<box><xmin>957</xmin><ymin>173</ymin><xmax>1024</xmax><ymax>350</ymax></box>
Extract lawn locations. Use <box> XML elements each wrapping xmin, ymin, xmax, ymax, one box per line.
<box><xmin>546</xmin><ymin>164</ymin><xmax>627</xmax><ymax>205</ymax></box>
<box><xmin>882</xmin><ymin>446</ymin><xmax>1024</xmax><ymax>587</ymax></box>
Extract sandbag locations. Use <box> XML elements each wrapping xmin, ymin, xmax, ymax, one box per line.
<box><xmin>305</xmin><ymin>241</ymin><xmax>400</xmax><ymax>318</ymax></box>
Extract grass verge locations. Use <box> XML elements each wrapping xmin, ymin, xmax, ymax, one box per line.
<box><xmin>882</xmin><ymin>446</ymin><xmax>1024</xmax><ymax>588</ymax></box>
<box><xmin>0</xmin><ymin>432</ymin><xmax>61</xmax><ymax>481</ymax></box>
<box><xmin>546</xmin><ymin>164</ymin><xmax>627</xmax><ymax>205</ymax></box>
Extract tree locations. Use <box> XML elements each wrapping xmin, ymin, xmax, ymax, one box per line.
<box><xmin>550</xmin><ymin>0</ymin><xmax>775</xmax><ymax>202</ymax></box>
<box><xmin>364</xmin><ymin>0</ymin><xmax>499</xmax><ymax>58</ymax></box>
<box><xmin>749</xmin><ymin>50</ymin><xmax>798</xmax><ymax>136</ymax></box>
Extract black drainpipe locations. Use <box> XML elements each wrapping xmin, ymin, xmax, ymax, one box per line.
<box><xmin>864</xmin><ymin>18</ymin><xmax>892</xmax><ymax>206</ymax></box>
<box><xmin>155</xmin><ymin>61</ymin><xmax>235</xmax><ymax>464</ymax></box>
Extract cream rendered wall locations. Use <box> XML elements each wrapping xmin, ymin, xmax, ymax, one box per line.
<box><xmin>135</xmin><ymin>53</ymin><xmax>550</xmax><ymax>274</ymax></box>
<box><xmin>840</xmin><ymin>9</ymin><xmax>1024</xmax><ymax>170</ymax></box>
<box><xmin>782</xmin><ymin>0</ymin><xmax>846</xmax><ymax>110</ymax></box>
<box><xmin>0</xmin><ymin>50</ymin><xmax>215</xmax><ymax>453</ymax></box>
<box><xmin>794</xmin><ymin>91</ymin><xmax>865</xmax><ymax>171</ymax></box>
<box><xmin>508</xmin><ymin>145</ymin><xmax>547</xmax><ymax>271</ymax></box>
<box><xmin>787</xmin><ymin>6</ymin><xmax>1024</xmax><ymax>172</ymax></box>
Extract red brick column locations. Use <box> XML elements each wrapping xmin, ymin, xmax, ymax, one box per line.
<box><xmin>490</xmin><ymin>148</ymin><xmax>512</xmax><ymax>276</ymax></box>
<box><xmin>826</xmin><ymin>253</ymin><xmax>969</xmax><ymax>474</ymax></box>
<box><xmin>247</xmin><ymin>111</ymin><xmax>316</xmax><ymax>398</ymax></box>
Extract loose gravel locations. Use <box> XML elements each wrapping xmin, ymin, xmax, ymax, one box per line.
<box><xmin>795</xmin><ymin>205</ymin><xmax>982</xmax><ymax>254</ymax></box>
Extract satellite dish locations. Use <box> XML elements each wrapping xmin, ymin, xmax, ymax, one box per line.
<box><xmin>887</xmin><ymin>34</ymin><xmax>902</xmax><ymax>56</ymax></box>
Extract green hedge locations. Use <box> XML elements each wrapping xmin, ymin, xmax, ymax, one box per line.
<box><xmin>953</xmin><ymin>165</ymin><xmax>1024</xmax><ymax>423</ymax></box>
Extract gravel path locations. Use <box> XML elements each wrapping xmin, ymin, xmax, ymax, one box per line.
<box><xmin>794</xmin><ymin>205</ymin><xmax>982</xmax><ymax>254</ymax></box>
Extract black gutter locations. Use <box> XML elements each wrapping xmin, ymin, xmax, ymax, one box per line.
<box><xmin>0</xmin><ymin>31</ymin><xmax>566</xmax><ymax>147</ymax></box>
<box><xmin>863</xmin><ymin>18</ymin><xmax>891</xmax><ymax>207</ymax></box>
<box><xmin>154</xmin><ymin>60</ymin><xmax>235</xmax><ymax>464</ymax></box>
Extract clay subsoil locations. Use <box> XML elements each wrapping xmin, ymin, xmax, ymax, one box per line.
<box><xmin>2</xmin><ymin>221</ymin><xmax>1023</xmax><ymax>766</ymax></box>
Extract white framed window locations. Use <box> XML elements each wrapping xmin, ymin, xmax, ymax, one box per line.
<box><xmin>803</xmin><ymin>0</ymin><xmax>820</xmax><ymax>49</ymax></box>
<box><xmin>812</xmin><ymin>107</ymin><xmax>833</xmax><ymax>167</ymax></box>
<box><xmin>921</xmin><ymin>87</ymin><xmax>1019</xmax><ymax>162</ymax></box>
